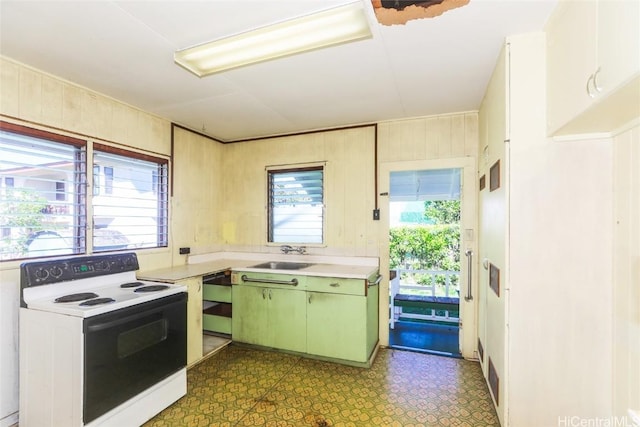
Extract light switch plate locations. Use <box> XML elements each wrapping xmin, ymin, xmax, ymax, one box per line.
<box><xmin>464</xmin><ymin>229</ymin><xmax>474</xmax><ymax>241</ymax></box>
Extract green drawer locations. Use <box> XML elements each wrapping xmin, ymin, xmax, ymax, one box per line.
<box><xmin>203</xmin><ymin>314</ymin><xmax>232</xmax><ymax>334</ymax></box>
<box><xmin>203</xmin><ymin>302</ymin><xmax>232</xmax><ymax>334</ymax></box>
<box><xmin>306</xmin><ymin>276</ymin><xmax>366</xmax><ymax>296</ymax></box>
<box><xmin>203</xmin><ymin>284</ymin><xmax>232</xmax><ymax>302</ymax></box>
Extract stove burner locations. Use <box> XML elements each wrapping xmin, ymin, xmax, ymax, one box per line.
<box><xmin>134</xmin><ymin>285</ymin><xmax>169</xmax><ymax>293</ymax></box>
<box><xmin>55</xmin><ymin>292</ymin><xmax>99</xmax><ymax>303</ymax></box>
<box><xmin>79</xmin><ymin>297</ymin><xmax>116</xmax><ymax>306</ymax></box>
<box><xmin>120</xmin><ymin>281</ymin><xmax>146</xmax><ymax>288</ymax></box>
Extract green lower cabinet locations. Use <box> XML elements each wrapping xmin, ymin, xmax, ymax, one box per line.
<box><xmin>232</xmin><ymin>285</ymin><xmax>306</xmax><ymax>353</ymax></box>
<box><xmin>306</xmin><ymin>292</ymin><xmax>369</xmax><ymax>362</ymax></box>
<box><xmin>232</xmin><ymin>271</ymin><xmax>379</xmax><ymax>365</ymax></box>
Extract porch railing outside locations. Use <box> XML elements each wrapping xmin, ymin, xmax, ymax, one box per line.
<box><xmin>389</xmin><ymin>268</ymin><xmax>461</xmax><ymax>328</ymax></box>
<box><xmin>394</xmin><ymin>268</ymin><xmax>460</xmax><ymax>298</ymax></box>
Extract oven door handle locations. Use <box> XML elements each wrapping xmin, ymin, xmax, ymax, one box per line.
<box><xmin>84</xmin><ymin>295</ymin><xmax>186</xmax><ymax>333</ymax></box>
<box><xmin>86</xmin><ymin>309</ymin><xmax>161</xmax><ymax>332</ymax></box>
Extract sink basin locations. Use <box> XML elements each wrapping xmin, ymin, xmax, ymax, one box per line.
<box><xmin>250</xmin><ymin>261</ymin><xmax>314</xmax><ymax>270</ymax></box>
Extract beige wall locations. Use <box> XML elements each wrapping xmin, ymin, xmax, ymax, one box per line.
<box><xmin>377</xmin><ymin>112</ymin><xmax>478</xmax><ymax>161</ymax></box>
<box><xmin>0</xmin><ymin>58</ymin><xmax>170</xmax><ymax>157</ymax></box>
<box><xmin>218</xmin><ymin>113</ymin><xmax>479</xmax><ymax>256</ymax></box>
<box><xmin>219</xmin><ymin>126</ymin><xmax>379</xmax><ymax>257</ymax></box>
<box><xmin>612</xmin><ymin>124</ymin><xmax>640</xmax><ymax>421</ymax></box>
<box><xmin>170</xmin><ymin>127</ymin><xmax>224</xmax><ymax>260</ymax></box>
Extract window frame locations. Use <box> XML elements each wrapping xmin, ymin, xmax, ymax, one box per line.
<box><xmin>0</xmin><ymin>120</ymin><xmax>170</xmax><ymax>262</ymax></box>
<box><xmin>266</xmin><ymin>163</ymin><xmax>325</xmax><ymax>245</ymax></box>
<box><xmin>0</xmin><ymin>121</ymin><xmax>87</xmax><ymax>261</ymax></box>
<box><xmin>92</xmin><ymin>143</ymin><xmax>169</xmax><ymax>252</ymax></box>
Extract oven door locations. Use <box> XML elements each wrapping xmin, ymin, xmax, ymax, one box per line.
<box><xmin>83</xmin><ymin>292</ymin><xmax>187</xmax><ymax>424</ymax></box>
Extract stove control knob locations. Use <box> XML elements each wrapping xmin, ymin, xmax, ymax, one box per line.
<box><xmin>34</xmin><ymin>268</ymin><xmax>49</xmax><ymax>281</ymax></box>
<box><xmin>97</xmin><ymin>260</ymin><xmax>109</xmax><ymax>270</ymax></box>
<box><xmin>50</xmin><ymin>266</ymin><xmax>63</xmax><ymax>278</ymax></box>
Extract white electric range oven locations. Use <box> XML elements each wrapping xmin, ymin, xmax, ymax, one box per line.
<box><xmin>19</xmin><ymin>252</ymin><xmax>187</xmax><ymax>427</ymax></box>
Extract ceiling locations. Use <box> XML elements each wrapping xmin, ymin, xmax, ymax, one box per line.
<box><xmin>0</xmin><ymin>0</ymin><xmax>557</xmax><ymax>142</ymax></box>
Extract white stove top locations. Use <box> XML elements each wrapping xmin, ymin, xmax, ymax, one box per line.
<box><xmin>23</xmin><ymin>271</ymin><xmax>186</xmax><ymax>318</ymax></box>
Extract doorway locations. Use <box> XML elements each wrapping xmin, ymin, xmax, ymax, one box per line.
<box><xmin>388</xmin><ymin>168</ymin><xmax>461</xmax><ymax>356</ymax></box>
<box><xmin>379</xmin><ymin>159</ymin><xmax>477</xmax><ymax>360</ymax></box>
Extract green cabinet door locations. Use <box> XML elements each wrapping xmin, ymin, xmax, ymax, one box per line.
<box><xmin>232</xmin><ymin>285</ymin><xmax>306</xmax><ymax>352</ymax></box>
<box><xmin>268</xmin><ymin>287</ymin><xmax>306</xmax><ymax>353</ymax></box>
<box><xmin>306</xmin><ymin>292</ymin><xmax>368</xmax><ymax>362</ymax></box>
<box><xmin>232</xmin><ymin>285</ymin><xmax>269</xmax><ymax>346</ymax></box>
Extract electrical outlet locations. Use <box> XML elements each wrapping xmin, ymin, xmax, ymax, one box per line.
<box><xmin>179</xmin><ymin>247</ymin><xmax>190</xmax><ymax>255</ymax></box>
<box><xmin>373</xmin><ymin>209</ymin><xmax>380</xmax><ymax>220</ymax></box>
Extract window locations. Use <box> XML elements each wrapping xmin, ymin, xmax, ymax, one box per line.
<box><xmin>55</xmin><ymin>182</ymin><xmax>65</xmax><ymax>201</ymax></box>
<box><xmin>0</xmin><ymin>121</ymin><xmax>169</xmax><ymax>261</ymax></box>
<box><xmin>92</xmin><ymin>145</ymin><xmax>168</xmax><ymax>252</ymax></box>
<box><xmin>268</xmin><ymin>166</ymin><xmax>324</xmax><ymax>244</ymax></box>
<box><xmin>93</xmin><ymin>165</ymin><xmax>100</xmax><ymax>196</ymax></box>
<box><xmin>104</xmin><ymin>166</ymin><xmax>114</xmax><ymax>195</ymax></box>
<box><xmin>0</xmin><ymin>123</ymin><xmax>86</xmax><ymax>260</ymax></box>
<box><xmin>2</xmin><ymin>178</ymin><xmax>14</xmax><ymax>239</ymax></box>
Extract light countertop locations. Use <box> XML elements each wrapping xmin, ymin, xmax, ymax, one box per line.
<box><xmin>137</xmin><ymin>252</ymin><xmax>379</xmax><ymax>283</ymax></box>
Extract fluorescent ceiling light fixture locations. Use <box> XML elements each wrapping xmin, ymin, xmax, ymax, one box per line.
<box><xmin>174</xmin><ymin>1</ymin><xmax>372</xmax><ymax>77</ymax></box>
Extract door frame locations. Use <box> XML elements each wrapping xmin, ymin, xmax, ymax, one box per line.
<box><xmin>378</xmin><ymin>157</ymin><xmax>478</xmax><ymax>359</ymax></box>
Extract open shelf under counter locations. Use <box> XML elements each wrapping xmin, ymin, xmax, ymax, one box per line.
<box><xmin>202</xmin><ymin>270</ymin><xmax>232</xmax><ymax>336</ymax></box>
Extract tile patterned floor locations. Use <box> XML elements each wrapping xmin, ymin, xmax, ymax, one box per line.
<box><xmin>145</xmin><ymin>344</ymin><xmax>499</xmax><ymax>427</ymax></box>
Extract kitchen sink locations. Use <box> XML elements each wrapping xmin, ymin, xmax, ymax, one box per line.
<box><xmin>250</xmin><ymin>261</ymin><xmax>315</xmax><ymax>270</ymax></box>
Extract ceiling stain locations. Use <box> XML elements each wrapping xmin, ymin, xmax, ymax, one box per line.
<box><xmin>372</xmin><ymin>0</ymin><xmax>470</xmax><ymax>25</ymax></box>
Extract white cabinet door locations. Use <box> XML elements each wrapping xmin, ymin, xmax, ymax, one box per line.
<box><xmin>546</xmin><ymin>0</ymin><xmax>597</xmax><ymax>135</ymax></box>
<box><xmin>546</xmin><ymin>0</ymin><xmax>640</xmax><ymax>136</ymax></box>
<box><xmin>596</xmin><ymin>0</ymin><xmax>640</xmax><ymax>95</ymax></box>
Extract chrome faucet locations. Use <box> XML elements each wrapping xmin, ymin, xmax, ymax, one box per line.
<box><xmin>280</xmin><ymin>245</ymin><xmax>293</xmax><ymax>254</ymax></box>
<box><xmin>280</xmin><ymin>245</ymin><xmax>306</xmax><ymax>255</ymax></box>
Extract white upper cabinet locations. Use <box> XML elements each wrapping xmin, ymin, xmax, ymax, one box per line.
<box><xmin>597</xmin><ymin>0</ymin><xmax>640</xmax><ymax>96</ymax></box>
<box><xmin>546</xmin><ymin>0</ymin><xmax>640</xmax><ymax>136</ymax></box>
<box><xmin>546</xmin><ymin>0</ymin><xmax>597</xmax><ymax>135</ymax></box>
